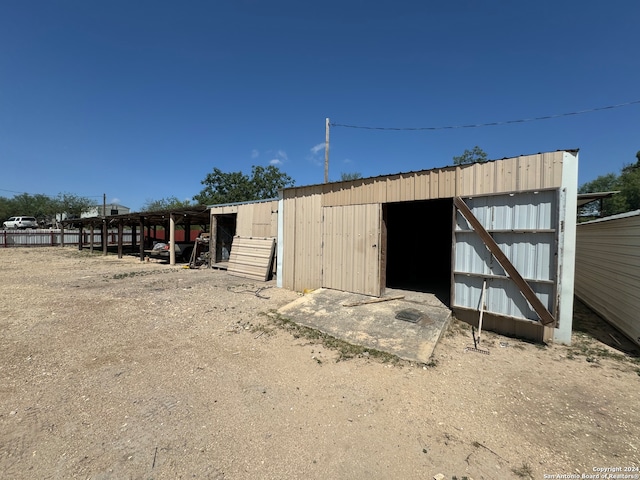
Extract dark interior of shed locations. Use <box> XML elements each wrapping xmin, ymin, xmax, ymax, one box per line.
<box><xmin>383</xmin><ymin>198</ymin><xmax>453</xmax><ymax>304</ymax></box>
<box><xmin>214</xmin><ymin>214</ymin><xmax>237</xmax><ymax>262</ymax></box>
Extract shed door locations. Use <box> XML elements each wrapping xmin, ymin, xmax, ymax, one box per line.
<box><xmin>452</xmin><ymin>190</ymin><xmax>559</xmax><ymax>325</ymax></box>
<box><xmin>322</xmin><ymin>204</ymin><xmax>381</xmax><ymax>296</ymax></box>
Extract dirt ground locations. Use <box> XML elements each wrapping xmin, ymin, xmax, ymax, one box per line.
<box><xmin>1</xmin><ymin>247</ymin><xmax>639</xmax><ymax>480</ymax></box>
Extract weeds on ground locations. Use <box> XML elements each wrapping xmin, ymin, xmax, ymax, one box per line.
<box><xmin>511</xmin><ymin>462</ymin><xmax>533</xmax><ymax>479</ymax></box>
<box><xmin>110</xmin><ymin>270</ymin><xmax>172</xmax><ymax>280</ymax></box>
<box><xmin>262</xmin><ymin>310</ymin><xmax>401</xmax><ymax>364</ymax></box>
<box><xmin>445</xmin><ymin>318</ymin><xmax>471</xmax><ymax>338</ymax></box>
<box><xmin>565</xmin><ymin>333</ymin><xmax>640</xmax><ymax>373</ymax></box>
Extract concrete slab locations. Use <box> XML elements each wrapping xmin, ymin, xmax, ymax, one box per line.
<box><xmin>277</xmin><ymin>288</ymin><xmax>452</xmax><ymax>363</ymax></box>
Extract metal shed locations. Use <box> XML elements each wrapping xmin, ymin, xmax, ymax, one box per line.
<box><xmin>277</xmin><ymin>150</ymin><xmax>579</xmax><ymax>344</ymax></box>
<box><xmin>209</xmin><ymin>198</ymin><xmax>278</xmax><ymax>266</ymax></box>
<box><xmin>575</xmin><ymin>210</ymin><xmax>640</xmax><ymax>346</ymax></box>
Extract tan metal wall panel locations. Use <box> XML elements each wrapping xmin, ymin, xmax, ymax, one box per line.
<box><xmin>281</xmin><ymin>190</ymin><xmax>324</xmax><ymax>292</ymax></box>
<box><xmin>250</xmin><ymin>200</ymin><xmax>278</xmax><ymax>238</ymax></box>
<box><xmin>280</xmin><ymin>151</ymin><xmax>570</xmax><ymax>295</ymax></box>
<box><xmin>386</xmin><ymin>173</ymin><xmax>416</xmax><ymax>202</ymax></box>
<box><xmin>211</xmin><ymin>201</ymin><xmax>278</xmax><ymax>238</ymax></box>
<box><xmin>227</xmin><ymin>236</ymin><xmax>276</xmax><ymax>281</ymax></box>
<box><xmin>575</xmin><ymin>212</ymin><xmax>640</xmax><ymax>345</ymax></box>
<box><xmin>322</xmin><ymin>152</ymin><xmax>566</xmax><ymax>208</ymax></box>
<box><xmin>236</xmin><ymin>205</ymin><xmax>253</xmax><ymax>236</ymax></box>
<box><xmin>458</xmin><ymin>162</ymin><xmax>496</xmax><ymax>195</ymax></box>
<box><xmin>414</xmin><ymin>170</ymin><xmax>432</xmax><ymax>199</ymax></box>
<box><xmin>322</xmin><ymin>204</ymin><xmax>381</xmax><ymax>296</ymax></box>
<box><xmin>322</xmin><ymin>182</ymin><xmax>350</xmax><ymax>206</ymax></box>
<box><xmin>352</xmin><ymin>177</ymin><xmax>383</xmax><ymax>204</ymax></box>
<box><xmin>210</xmin><ymin>205</ymin><xmax>239</xmax><ymax>215</ymax></box>
<box><xmin>439</xmin><ymin>168</ymin><xmax>457</xmax><ymax>198</ymax></box>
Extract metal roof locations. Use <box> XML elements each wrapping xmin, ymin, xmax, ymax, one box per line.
<box><xmin>577</xmin><ymin>209</ymin><xmax>640</xmax><ymax>225</ymax></box>
<box><xmin>60</xmin><ymin>205</ymin><xmax>211</xmax><ymax>227</ymax></box>
<box><xmin>281</xmin><ymin>149</ymin><xmax>580</xmax><ymax>192</ymax></box>
<box><xmin>577</xmin><ymin>191</ymin><xmax>620</xmax><ymax>208</ymax></box>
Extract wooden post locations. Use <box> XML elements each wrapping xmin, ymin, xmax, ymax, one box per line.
<box><xmin>117</xmin><ymin>221</ymin><xmax>123</xmax><ymax>259</ymax></box>
<box><xmin>211</xmin><ymin>214</ymin><xmax>218</xmax><ymax>266</ymax></box>
<box><xmin>90</xmin><ymin>223</ymin><xmax>94</xmax><ymax>253</ymax></box>
<box><xmin>102</xmin><ymin>219</ymin><xmax>108</xmax><ymax>256</ymax></box>
<box><xmin>78</xmin><ymin>224</ymin><xmax>83</xmax><ymax>250</ymax></box>
<box><xmin>139</xmin><ymin>217</ymin><xmax>145</xmax><ymax>262</ymax></box>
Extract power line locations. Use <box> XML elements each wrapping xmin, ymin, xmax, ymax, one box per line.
<box><xmin>0</xmin><ymin>188</ymin><xmax>102</xmax><ymax>198</ymax></box>
<box><xmin>330</xmin><ymin>99</ymin><xmax>640</xmax><ymax>131</ymax></box>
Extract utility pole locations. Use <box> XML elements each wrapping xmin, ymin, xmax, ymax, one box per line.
<box><xmin>102</xmin><ymin>193</ymin><xmax>107</xmax><ymax>256</ymax></box>
<box><xmin>324</xmin><ymin>117</ymin><xmax>330</xmax><ymax>183</ymax></box>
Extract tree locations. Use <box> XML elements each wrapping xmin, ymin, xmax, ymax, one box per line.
<box><xmin>453</xmin><ymin>146</ymin><xmax>488</xmax><ymax>165</ymax></box>
<box><xmin>8</xmin><ymin>193</ymin><xmax>56</xmax><ymax>220</ymax></box>
<box><xmin>578</xmin><ymin>150</ymin><xmax>640</xmax><ymax>218</ymax></box>
<box><xmin>339</xmin><ymin>172</ymin><xmax>363</xmax><ymax>181</ymax></box>
<box><xmin>141</xmin><ymin>196</ymin><xmax>192</xmax><ymax>212</ymax></box>
<box><xmin>55</xmin><ymin>193</ymin><xmax>95</xmax><ymax>219</ymax></box>
<box><xmin>193</xmin><ymin>165</ymin><xmax>294</xmax><ymax>205</ymax></box>
<box><xmin>0</xmin><ymin>192</ymin><xmax>93</xmax><ymax>225</ymax></box>
<box><xmin>619</xmin><ymin>162</ymin><xmax>640</xmax><ymax>211</ymax></box>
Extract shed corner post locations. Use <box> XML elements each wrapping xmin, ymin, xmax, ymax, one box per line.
<box><xmin>554</xmin><ymin>151</ymin><xmax>579</xmax><ymax>345</ymax></box>
<box><xmin>276</xmin><ymin>193</ymin><xmax>284</xmax><ymax>288</ymax></box>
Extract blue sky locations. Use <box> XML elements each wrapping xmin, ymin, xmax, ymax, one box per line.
<box><xmin>1</xmin><ymin>0</ymin><xmax>639</xmax><ymax>211</ymax></box>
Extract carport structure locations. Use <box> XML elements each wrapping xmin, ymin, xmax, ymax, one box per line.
<box><xmin>61</xmin><ymin>206</ymin><xmax>211</xmax><ymax>265</ymax></box>
<box><xmin>277</xmin><ymin>150</ymin><xmax>579</xmax><ymax>344</ymax></box>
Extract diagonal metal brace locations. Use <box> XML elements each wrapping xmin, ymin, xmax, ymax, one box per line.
<box><xmin>454</xmin><ymin>197</ymin><xmax>556</xmax><ymax>326</ymax></box>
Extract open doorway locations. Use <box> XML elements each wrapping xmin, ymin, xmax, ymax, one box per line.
<box><xmin>212</xmin><ymin>214</ymin><xmax>237</xmax><ymax>264</ymax></box>
<box><xmin>383</xmin><ymin>198</ymin><xmax>453</xmax><ymax>304</ymax></box>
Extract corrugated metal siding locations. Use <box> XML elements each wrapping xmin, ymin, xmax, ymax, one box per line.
<box><xmin>282</xmin><ymin>187</ymin><xmax>324</xmax><ymax>292</ymax></box>
<box><xmin>453</xmin><ymin>190</ymin><xmax>558</xmax><ymax>323</ymax></box>
<box><xmin>322</xmin><ymin>204</ymin><xmax>381</xmax><ymax>296</ymax></box>
<box><xmin>319</xmin><ymin>152</ymin><xmax>565</xmax><ymax>208</ymax></box>
<box><xmin>575</xmin><ymin>211</ymin><xmax>640</xmax><ymax>345</ymax></box>
<box><xmin>251</xmin><ymin>200</ymin><xmax>278</xmax><ymax>238</ymax></box>
<box><xmin>228</xmin><ymin>236</ymin><xmax>276</xmax><ymax>281</ymax></box>
<box><xmin>211</xmin><ymin>200</ymin><xmax>278</xmax><ymax>238</ymax></box>
<box><xmin>281</xmin><ymin>152</ymin><xmax>568</xmax><ymax>298</ymax></box>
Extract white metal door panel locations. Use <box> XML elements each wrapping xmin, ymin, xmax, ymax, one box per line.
<box><xmin>453</xmin><ymin>190</ymin><xmax>558</xmax><ymax>323</ymax></box>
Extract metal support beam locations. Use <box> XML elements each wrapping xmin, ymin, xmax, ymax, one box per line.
<box><xmin>169</xmin><ymin>214</ymin><xmax>176</xmax><ymax>265</ymax></box>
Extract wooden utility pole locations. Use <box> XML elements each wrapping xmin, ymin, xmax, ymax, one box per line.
<box><xmin>102</xmin><ymin>193</ymin><xmax>107</xmax><ymax>256</ymax></box>
<box><xmin>324</xmin><ymin>117</ymin><xmax>330</xmax><ymax>183</ymax></box>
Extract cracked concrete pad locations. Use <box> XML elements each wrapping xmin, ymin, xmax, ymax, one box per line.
<box><xmin>278</xmin><ymin>288</ymin><xmax>452</xmax><ymax>363</ymax></box>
